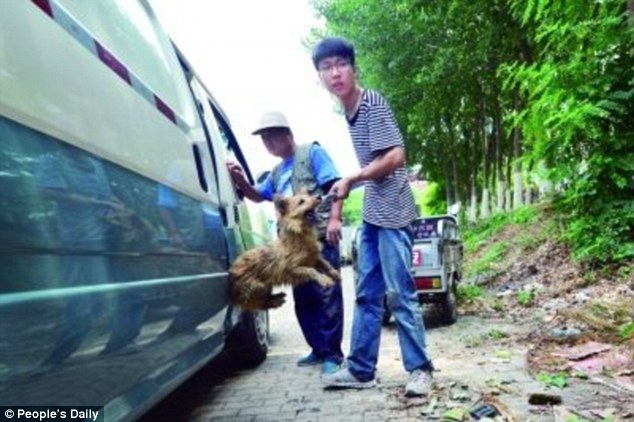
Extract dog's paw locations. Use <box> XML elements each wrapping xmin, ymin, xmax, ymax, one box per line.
<box><xmin>266</xmin><ymin>292</ymin><xmax>287</xmax><ymax>309</ymax></box>
<box><xmin>329</xmin><ymin>270</ymin><xmax>342</xmax><ymax>282</ymax></box>
<box><xmin>315</xmin><ymin>274</ymin><xmax>335</xmax><ymax>287</ymax></box>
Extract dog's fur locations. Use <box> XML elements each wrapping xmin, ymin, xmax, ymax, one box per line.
<box><xmin>228</xmin><ymin>190</ymin><xmax>340</xmax><ymax>311</ymax></box>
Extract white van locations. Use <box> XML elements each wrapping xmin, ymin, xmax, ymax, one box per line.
<box><xmin>0</xmin><ymin>1</ymin><xmax>270</xmax><ymax>420</ymax></box>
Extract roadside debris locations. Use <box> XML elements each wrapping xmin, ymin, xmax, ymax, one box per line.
<box><xmin>527</xmin><ymin>392</ymin><xmax>563</xmax><ymax>405</ymax></box>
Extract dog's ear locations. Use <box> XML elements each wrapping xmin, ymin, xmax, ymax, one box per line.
<box><xmin>273</xmin><ymin>195</ymin><xmax>288</xmax><ymax>215</ymax></box>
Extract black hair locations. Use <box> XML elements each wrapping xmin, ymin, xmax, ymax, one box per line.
<box><xmin>260</xmin><ymin>127</ymin><xmax>292</xmax><ymax>138</ymax></box>
<box><xmin>311</xmin><ymin>37</ymin><xmax>355</xmax><ymax>70</ymax></box>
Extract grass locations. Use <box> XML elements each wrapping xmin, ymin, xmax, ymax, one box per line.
<box><xmin>466</xmin><ymin>242</ymin><xmax>508</xmax><ymax>277</ymax></box>
<box><xmin>564</xmin><ymin>299</ymin><xmax>634</xmax><ymax>343</ymax></box>
<box><xmin>463</xmin><ymin>205</ymin><xmax>539</xmax><ymax>255</ymax></box>
<box><xmin>462</xmin><ymin>205</ymin><xmax>546</xmax><ymax>279</ymax></box>
<box><xmin>619</xmin><ymin>322</ymin><xmax>634</xmax><ymax>342</ymax></box>
<box><xmin>457</xmin><ymin>284</ymin><xmax>484</xmax><ymax>304</ymax></box>
<box><xmin>536</xmin><ymin>371</ymin><xmax>568</xmax><ymax>389</ymax></box>
<box><xmin>487</xmin><ymin>328</ymin><xmax>508</xmax><ymax>340</ymax></box>
<box><xmin>490</xmin><ymin>298</ymin><xmax>505</xmax><ymax>312</ymax></box>
<box><xmin>517</xmin><ymin>290</ymin><xmax>534</xmax><ymax>306</ymax></box>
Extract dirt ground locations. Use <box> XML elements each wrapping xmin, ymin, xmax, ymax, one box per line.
<box><xmin>448</xmin><ymin>215</ymin><xmax>634</xmax><ymax>421</ymax></box>
<box><xmin>412</xmin><ymin>311</ymin><xmax>633</xmax><ymax>421</ymax></box>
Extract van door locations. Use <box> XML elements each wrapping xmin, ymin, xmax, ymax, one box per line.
<box><xmin>187</xmin><ymin>78</ymin><xmax>246</xmax><ymax>260</ymax></box>
<box><xmin>0</xmin><ymin>1</ymin><xmax>231</xmax><ymax>419</ymax></box>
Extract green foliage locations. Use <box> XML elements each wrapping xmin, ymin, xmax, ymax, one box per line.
<box><xmin>467</xmin><ymin>242</ymin><xmax>508</xmax><ymax>276</ymax></box>
<box><xmin>463</xmin><ymin>214</ymin><xmax>510</xmax><ymax>254</ymax></box>
<box><xmin>564</xmin><ymin>416</ymin><xmax>593</xmax><ymax>422</ymax></box>
<box><xmin>457</xmin><ymin>283</ymin><xmax>483</xmax><ymax>303</ymax></box>
<box><xmin>559</xmin><ymin>198</ymin><xmax>634</xmax><ymax>263</ymax></box>
<box><xmin>490</xmin><ymin>298</ymin><xmax>505</xmax><ymax>312</ymax></box>
<box><xmin>503</xmin><ymin>0</ymin><xmax>634</xmax><ymax>264</ymax></box>
<box><xmin>516</xmin><ymin>232</ymin><xmax>541</xmax><ymax>251</ymax></box>
<box><xmin>341</xmin><ymin>189</ymin><xmax>363</xmax><ymax>226</ymax></box>
<box><xmin>312</xmin><ymin>0</ymin><xmax>634</xmax><ymax>266</ymax></box>
<box><xmin>413</xmin><ymin>182</ymin><xmax>446</xmax><ymax>216</ymax></box>
<box><xmin>517</xmin><ymin>290</ymin><xmax>533</xmax><ymax>306</ymax></box>
<box><xmin>510</xmin><ymin>206</ymin><xmax>537</xmax><ymax>225</ymax></box>
<box><xmin>487</xmin><ymin>328</ymin><xmax>508</xmax><ymax>340</ymax></box>
<box><xmin>463</xmin><ymin>205</ymin><xmax>538</xmax><ymax>254</ymax></box>
<box><xmin>618</xmin><ymin>322</ymin><xmax>634</xmax><ymax>342</ymax></box>
<box><xmin>536</xmin><ymin>371</ymin><xmax>568</xmax><ymax>389</ymax></box>
<box><xmin>617</xmin><ymin>264</ymin><xmax>634</xmax><ymax>279</ymax></box>
<box><xmin>495</xmin><ymin>349</ymin><xmax>512</xmax><ymax>359</ymax></box>
<box><xmin>619</xmin><ymin>321</ymin><xmax>634</xmax><ymax>341</ymax></box>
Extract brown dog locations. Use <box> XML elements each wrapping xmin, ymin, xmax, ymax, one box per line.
<box><xmin>228</xmin><ymin>190</ymin><xmax>341</xmax><ymax>311</ymax></box>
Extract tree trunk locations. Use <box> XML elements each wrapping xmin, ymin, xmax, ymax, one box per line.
<box><xmin>524</xmin><ymin>159</ymin><xmax>534</xmax><ymax>205</ymax></box>
<box><xmin>452</xmin><ymin>155</ymin><xmax>460</xmax><ymax>207</ymax></box>
<box><xmin>512</xmin><ymin>90</ymin><xmax>523</xmax><ymax>210</ymax></box>
<box><xmin>445</xmin><ymin>168</ymin><xmax>453</xmax><ymax>209</ymax></box>
<box><xmin>469</xmin><ymin>175</ymin><xmax>478</xmax><ymax>222</ymax></box>
<box><xmin>493</xmin><ymin>92</ymin><xmax>505</xmax><ymax>213</ymax></box>
<box><xmin>446</xmin><ymin>115</ymin><xmax>461</xmax><ymax>209</ymax></box>
<box><xmin>468</xmin><ymin>130</ymin><xmax>478</xmax><ymax>222</ymax></box>
<box><xmin>481</xmin><ymin>188</ymin><xmax>490</xmax><ymax>218</ymax></box>
<box><xmin>505</xmin><ymin>145</ymin><xmax>513</xmax><ymax>212</ymax></box>
<box><xmin>505</xmin><ymin>188</ymin><xmax>512</xmax><ymax>213</ymax></box>
<box><xmin>514</xmin><ymin>171</ymin><xmax>524</xmax><ymax>208</ymax></box>
<box><xmin>479</xmin><ymin>89</ymin><xmax>490</xmax><ymax>219</ymax></box>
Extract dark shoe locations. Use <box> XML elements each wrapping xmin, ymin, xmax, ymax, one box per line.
<box><xmin>297</xmin><ymin>352</ymin><xmax>322</xmax><ymax>367</ymax></box>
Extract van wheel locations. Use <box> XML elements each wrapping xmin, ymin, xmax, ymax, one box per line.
<box><xmin>225</xmin><ymin>310</ymin><xmax>269</xmax><ymax>368</ymax></box>
<box><xmin>440</xmin><ymin>279</ymin><xmax>458</xmax><ymax>324</ymax></box>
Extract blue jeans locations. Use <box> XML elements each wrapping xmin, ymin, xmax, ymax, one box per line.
<box><xmin>293</xmin><ymin>241</ymin><xmax>344</xmax><ymax>364</ymax></box>
<box><xmin>347</xmin><ymin>222</ymin><xmax>433</xmax><ymax>381</ymax></box>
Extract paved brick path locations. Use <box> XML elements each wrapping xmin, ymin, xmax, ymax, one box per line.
<box><xmin>143</xmin><ymin>266</ymin><xmax>573</xmax><ymax>422</ymax></box>
<box><xmin>186</xmin><ymin>266</ymin><xmax>435</xmax><ymax>422</ymax></box>
<box><xmin>144</xmin><ymin>267</ymin><xmax>632</xmax><ymax>421</ymax></box>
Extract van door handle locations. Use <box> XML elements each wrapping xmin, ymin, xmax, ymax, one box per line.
<box><xmin>219</xmin><ymin>206</ymin><xmax>228</xmax><ymax>227</ymax></box>
<box><xmin>191</xmin><ymin>144</ymin><xmax>208</xmax><ymax>192</ymax></box>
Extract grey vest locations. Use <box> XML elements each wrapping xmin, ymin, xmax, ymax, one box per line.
<box><xmin>271</xmin><ymin>142</ymin><xmax>331</xmax><ymax>238</ymax></box>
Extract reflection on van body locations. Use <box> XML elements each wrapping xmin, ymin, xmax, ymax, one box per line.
<box><xmin>0</xmin><ymin>1</ymin><xmax>271</xmax><ymax>420</ymax></box>
<box><xmin>0</xmin><ymin>116</ymin><xmax>228</xmax><ymax>409</ymax></box>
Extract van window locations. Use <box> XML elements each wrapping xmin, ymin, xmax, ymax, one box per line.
<box><xmin>57</xmin><ymin>0</ymin><xmax>197</xmax><ymax>126</ymax></box>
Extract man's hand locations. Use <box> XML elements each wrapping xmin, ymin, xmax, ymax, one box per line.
<box><xmin>227</xmin><ymin>161</ymin><xmax>247</xmax><ymax>187</ymax></box>
<box><xmin>329</xmin><ymin>177</ymin><xmax>351</xmax><ymax>200</ymax></box>
<box><xmin>326</xmin><ymin>217</ymin><xmax>342</xmax><ymax>246</ymax></box>
<box><xmin>226</xmin><ymin>161</ymin><xmax>265</xmax><ymax>203</ymax></box>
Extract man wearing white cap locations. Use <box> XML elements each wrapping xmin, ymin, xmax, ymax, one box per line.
<box><xmin>227</xmin><ymin>111</ymin><xmax>345</xmax><ymax>374</ymax></box>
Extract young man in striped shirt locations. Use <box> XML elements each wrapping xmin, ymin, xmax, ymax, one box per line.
<box><xmin>312</xmin><ymin>37</ymin><xmax>435</xmax><ymax>396</ymax></box>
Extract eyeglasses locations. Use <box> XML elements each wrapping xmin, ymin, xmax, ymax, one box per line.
<box><xmin>318</xmin><ymin>59</ymin><xmax>351</xmax><ymax>73</ymax></box>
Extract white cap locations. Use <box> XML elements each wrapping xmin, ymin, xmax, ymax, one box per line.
<box><xmin>252</xmin><ymin>111</ymin><xmax>291</xmax><ymax>135</ymax></box>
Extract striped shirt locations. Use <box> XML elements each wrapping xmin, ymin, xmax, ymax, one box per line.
<box><xmin>347</xmin><ymin>89</ymin><xmax>417</xmax><ymax>229</ymax></box>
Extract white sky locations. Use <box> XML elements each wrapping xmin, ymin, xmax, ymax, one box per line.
<box><xmin>149</xmin><ymin>0</ymin><xmax>359</xmax><ymax>179</ymax></box>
